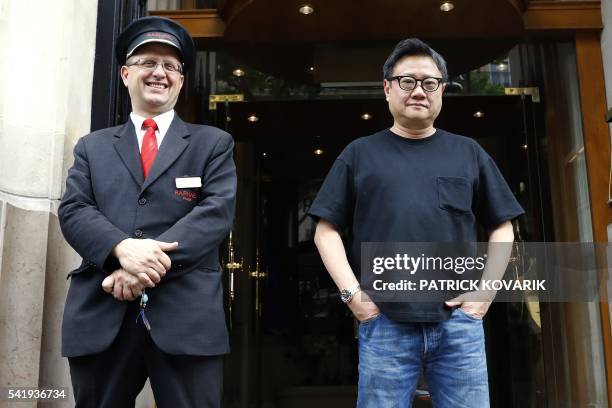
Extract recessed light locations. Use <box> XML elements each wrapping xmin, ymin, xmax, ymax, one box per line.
<box><xmin>247</xmin><ymin>114</ymin><xmax>259</xmax><ymax>123</ymax></box>
<box><xmin>361</xmin><ymin>113</ymin><xmax>372</xmax><ymax>120</ymax></box>
<box><xmin>299</xmin><ymin>4</ymin><xmax>314</xmax><ymax>15</ymax></box>
<box><xmin>440</xmin><ymin>1</ymin><xmax>454</xmax><ymax>11</ymax></box>
<box><xmin>473</xmin><ymin>111</ymin><xmax>485</xmax><ymax>118</ymax></box>
<box><xmin>314</xmin><ymin>148</ymin><xmax>324</xmax><ymax>155</ymax></box>
<box><xmin>232</xmin><ymin>68</ymin><xmax>245</xmax><ymax>77</ymax></box>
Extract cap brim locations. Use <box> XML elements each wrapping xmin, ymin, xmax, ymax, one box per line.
<box><xmin>126</xmin><ymin>38</ymin><xmax>182</xmax><ymax>59</ymax></box>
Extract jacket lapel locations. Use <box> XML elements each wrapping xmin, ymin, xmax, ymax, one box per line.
<box><xmin>113</xmin><ymin>122</ymin><xmax>144</xmax><ymax>186</ymax></box>
<box><xmin>140</xmin><ymin>115</ymin><xmax>190</xmax><ymax>193</ymax></box>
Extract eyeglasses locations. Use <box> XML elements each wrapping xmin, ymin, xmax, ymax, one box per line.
<box><xmin>387</xmin><ymin>75</ymin><xmax>444</xmax><ymax>92</ymax></box>
<box><xmin>126</xmin><ymin>59</ymin><xmax>183</xmax><ymax>74</ymax></box>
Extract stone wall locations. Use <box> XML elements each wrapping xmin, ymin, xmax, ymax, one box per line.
<box><xmin>0</xmin><ymin>1</ymin><xmax>97</xmax><ymax>407</ymax></box>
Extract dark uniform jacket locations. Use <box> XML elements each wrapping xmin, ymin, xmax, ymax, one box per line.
<box><xmin>58</xmin><ymin>114</ymin><xmax>236</xmax><ymax>357</ymax></box>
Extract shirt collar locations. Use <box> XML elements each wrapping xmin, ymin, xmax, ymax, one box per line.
<box><xmin>129</xmin><ymin>110</ymin><xmax>175</xmax><ymax>137</ymax></box>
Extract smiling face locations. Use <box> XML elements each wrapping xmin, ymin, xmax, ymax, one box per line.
<box><xmin>120</xmin><ymin>43</ymin><xmax>184</xmax><ymax>117</ymax></box>
<box><xmin>383</xmin><ymin>55</ymin><xmax>445</xmax><ymax>133</ymax></box>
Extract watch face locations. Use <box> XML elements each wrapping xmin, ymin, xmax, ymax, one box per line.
<box><xmin>340</xmin><ymin>289</ymin><xmax>351</xmax><ymax>303</ymax></box>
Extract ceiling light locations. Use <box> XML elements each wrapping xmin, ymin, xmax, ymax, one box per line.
<box><xmin>309</xmin><ymin>66</ymin><xmax>315</xmax><ymax>72</ymax></box>
<box><xmin>262</xmin><ymin>152</ymin><xmax>268</xmax><ymax>157</ymax></box>
<box><xmin>299</xmin><ymin>4</ymin><xmax>314</xmax><ymax>15</ymax></box>
<box><xmin>497</xmin><ymin>63</ymin><xmax>507</xmax><ymax>71</ymax></box>
<box><xmin>314</xmin><ymin>148</ymin><xmax>324</xmax><ymax>155</ymax></box>
<box><xmin>440</xmin><ymin>1</ymin><xmax>454</xmax><ymax>11</ymax></box>
<box><xmin>361</xmin><ymin>113</ymin><xmax>372</xmax><ymax>120</ymax></box>
<box><xmin>232</xmin><ymin>68</ymin><xmax>245</xmax><ymax>77</ymax></box>
<box><xmin>522</xmin><ymin>144</ymin><xmax>528</xmax><ymax>150</ymax></box>
<box><xmin>473</xmin><ymin>111</ymin><xmax>485</xmax><ymax>118</ymax></box>
<box><xmin>247</xmin><ymin>114</ymin><xmax>259</xmax><ymax>123</ymax></box>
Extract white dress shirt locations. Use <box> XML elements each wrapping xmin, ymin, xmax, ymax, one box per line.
<box><xmin>130</xmin><ymin>110</ymin><xmax>175</xmax><ymax>152</ymax></box>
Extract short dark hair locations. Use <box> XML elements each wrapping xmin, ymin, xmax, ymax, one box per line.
<box><xmin>383</xmin><ymin>38</ymin><xmax>448</xmax><ymax>80</ymax></box>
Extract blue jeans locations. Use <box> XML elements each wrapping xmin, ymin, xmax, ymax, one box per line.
<box><xmin>357</xmin><ymin>308</ymin><xmax>489</xmax><ymax>408</ymax></box>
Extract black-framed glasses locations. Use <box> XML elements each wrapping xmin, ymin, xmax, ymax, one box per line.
<box><xmin>126</xmin><ymin>59</ymin><xmax>183</xmax><ymax>74</ymax></box>
<box><xmin>387</xmin><ymin>75</ymin><xmax>444</xmax><ymax>92</ymax></box>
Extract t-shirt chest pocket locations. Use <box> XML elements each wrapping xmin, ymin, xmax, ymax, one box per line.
<box><xmin>437</xmin><ymin>176</ymin><xmax>472</xmax><ymax>213</ymax></box>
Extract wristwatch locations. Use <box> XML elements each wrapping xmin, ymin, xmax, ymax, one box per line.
<box><xmin>340</xmin><ymin>285</ymin><xmax>361</xmax><ymax>304</ymax></box>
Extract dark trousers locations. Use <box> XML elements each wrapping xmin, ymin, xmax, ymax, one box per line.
<box><xmin>68</xmin><ymin>302</ymin><xmax>223</xmax><ymax>408</ymax></box>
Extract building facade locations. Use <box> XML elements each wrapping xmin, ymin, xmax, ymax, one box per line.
<box><xmin>0</xmin><ymin>0</ymin><xmax>611</xmax><ymax>407</ymax></box>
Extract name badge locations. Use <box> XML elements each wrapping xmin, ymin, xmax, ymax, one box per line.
<box><xmin>175</xmin><ymin>177</ymin><xmax>202</xmax><ymax>189</ymax></box>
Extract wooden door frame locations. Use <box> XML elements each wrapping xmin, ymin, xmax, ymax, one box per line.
<box><xmin>575</xmin><ymin>31</ymin><xmax>612</xmax><ymax>406</ymax></box>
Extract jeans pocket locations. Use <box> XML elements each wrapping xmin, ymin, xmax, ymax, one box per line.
<box><xmin>455</xmin><ymin>307</ymin><xmax>483</xmax><ymax>321</ymax></box>
<box><xmin>360</xmin><ymin>313</ymin><xmax>383</xmax><ymax>325</ymax></box>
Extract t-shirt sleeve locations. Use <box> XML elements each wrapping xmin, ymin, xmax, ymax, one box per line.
<box><xmin>308</xmin><ymin>157</ymin><xmax>354</xmax><ymax>229</ymax></box>
<box><xmin>473</xmin><ymin>146</ymin><xmax>525</xmax><ymax>230</ymax></box>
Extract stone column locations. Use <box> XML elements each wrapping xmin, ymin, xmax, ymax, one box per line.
<box><xmin>0</xmin><ymin>1</ymin><xmax>98</xmax><ymax>407</ymax></box>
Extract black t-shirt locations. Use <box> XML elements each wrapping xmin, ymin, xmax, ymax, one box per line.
<box><xmin>308</xmin><ymin>128</ymin><xmax>525</xmax><ymax>322</ymax></box>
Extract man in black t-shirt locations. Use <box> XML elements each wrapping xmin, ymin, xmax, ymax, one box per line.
<box><xmin>308</xmin><ymin>39</ymin><xmax>523</xmax><ymax>407</ymax></box>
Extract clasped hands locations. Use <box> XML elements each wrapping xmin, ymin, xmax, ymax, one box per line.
<box><xmin>101</xmin><ymin>238</ymin><xmax>178</xmax><ymax>301</ymax></box>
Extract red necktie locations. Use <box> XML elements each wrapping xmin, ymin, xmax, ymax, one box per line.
<box><xmin>141</xmin><ymin>118</ymin><xmax>158</xmax><ymax>179</ymax></box>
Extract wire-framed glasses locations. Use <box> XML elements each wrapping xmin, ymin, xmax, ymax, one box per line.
<box><xmin>126</xmin><ymin>59</ymin><xmax>183</xmax><ymax>74</ymax></box>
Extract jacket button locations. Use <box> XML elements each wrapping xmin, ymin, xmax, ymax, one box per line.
<box><xmin>134</xmin><ymin>230</ymin><xmax>143</xmax><ymax>238</ymax></box>
<box><xmin>138</xmin><ymin>197</ymin><xmax>147</xmax><ymax>205</ymax></box>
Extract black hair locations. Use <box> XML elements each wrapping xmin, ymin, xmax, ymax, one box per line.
<box><xmin>383</xmin><ymin>38</ymin><xmax>448</xmax><ymax>80</ymax></box>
